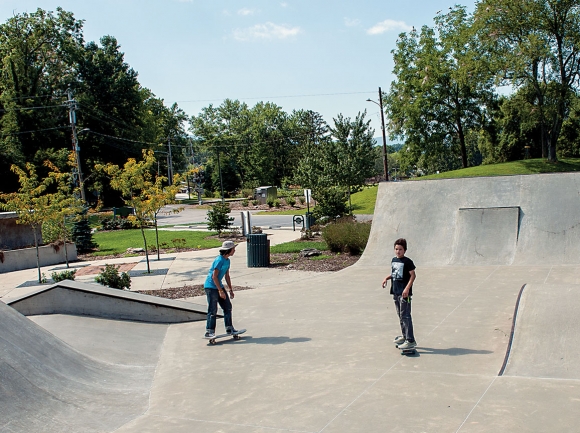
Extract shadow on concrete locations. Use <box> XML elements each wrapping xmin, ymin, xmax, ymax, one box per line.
<box><xmin>239</xmin><ymin>336</ymin><xmax>312</xmax><ymax>345</ymax></box>
<box><xmin>417</xmin><ymin>347</ymin><xmax>493</xmax><ymax>356</ymax></box>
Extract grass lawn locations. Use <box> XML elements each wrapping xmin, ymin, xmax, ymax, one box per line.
<box><xmin>270</xmin><ymin>240</ymin><xmax>327</xmax><ymax>253</ymax></box>
<box><xmin>417</xmin><ymin>158</ymin><xmax>580</xmax><ymax>180</ymax></box>
<box><xmin>91</xmin><ymin>229</ymin><xmax>220</xmax><ymax>256</ymax></box>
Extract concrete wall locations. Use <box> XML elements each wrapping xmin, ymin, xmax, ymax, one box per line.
<box><xmin>0</xmin><ymin>243</ymin><xmax>77</xmax><ymax>273</ymax></box>
<box><xmin>0</xmin><ymin>212</ymin><xmax>42</xmax><ymax>249</ymax></box>
<box><xmin>361</xmin><ymin>172</ymin><xmax>580</xmax><ymax>267</ymax></box>
<box><xmin>8</xmin><ymin>280</ymin><xmax>208</xmax><ymax>323</ymax></box>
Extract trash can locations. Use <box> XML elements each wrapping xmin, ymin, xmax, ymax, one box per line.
<box><xmin>247</xmin><ymin>233</ymin><xmax>270</xmax><ymax>267</ymax></box>
<box><xmin>305</xmin><ymin>212</ymin><xmax>316</xmax><ymax>229</ymax></box>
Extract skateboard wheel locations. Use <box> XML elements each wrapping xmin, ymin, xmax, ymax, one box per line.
<box><xmin>233</xmin><ymin>335</ymin><xmax>240</xmax><ymax>340</ymax></box>
<box><xmin>209</xmin><ymin>339</ymin><xmax>216</xmax><ymax>345</ymax></box>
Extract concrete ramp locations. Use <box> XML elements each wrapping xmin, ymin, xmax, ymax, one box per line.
<box><xmin>450</xmin><ymin>207</ymin><xmax>520</xmax><ymax>265</ymax></box>
<box><xmin>0</xmin><ymin>301</ymin><xmax>157</xmax><ymax>432</ymax></box>
<box><xmin>7</xmin><ymin>280</ymin><xmax>207</xmax><ymax>323</ymax></box>
<box><xmin>362</xmin><ymin>173</ymin><xmax>580</xmax><ymax>266</ymax></box>
<box><xmin>502</xmin><ymin>283</ymin><xmax>580</xmax><ymax>380</ymax></box>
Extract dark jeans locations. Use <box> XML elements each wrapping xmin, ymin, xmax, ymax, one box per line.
<box><xmin>394</xmin><ymin>294</ymin><xmax>415</xmax><ymax>342</ymax></box>
<box><xmin>205</xmin><ymin>288</ymin><xmax>233</xmax><ymax>332</ymax></box>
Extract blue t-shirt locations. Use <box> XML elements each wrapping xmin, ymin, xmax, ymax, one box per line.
<box><xmin>204</xmin><ymin>255</ymin><xmax>231</xmax><ymax>289</ymax></box>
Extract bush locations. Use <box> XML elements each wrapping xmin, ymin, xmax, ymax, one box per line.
<box><xmin>252</xmin><ymin>199</ymin><xmax>260</xmax><ymax>206</ymax></box>
<box><xmin>207</xmin><ymin>202</ymin><xmax>234</xmax><ymax>236</ymax></box>
<box><xmin>274</xmin><ymin>198</ymin><xmax>281</xmax><ymax>208</ymax></box>
<box><xmin>95</xmin><ymin>264</ymin><xmax>131</xmax><ymax>290</ymax></box>
<box><xmin>51</xmin><ymin>269</ymin><xmax>77</xmax><ymax>282</ymax></box>
<box><xmin>298</xmin><ymin>196</ymin><xmax>306</xmax><ymax>205</ymax></box>
<box><xmin>171</xmin><ymin>238</ymin><xmax>187</xmax><ymax>248</ymax></box>
<box><xmin>241</xmin><ymin>188</ymin><xmax>254</xmax><ymax>199</ymax></box>
<box><xmin>266</xmin><ymin>198</ymin><xmax>275</xmax><ymax>208</ymax></box>
<box><xmin>71</xmin><ymin>212</ymin><xmax>97</xmax><ymax>252</ymax></box>
<box><xmin>286</xmin><ymin>195</ymin><xmax>296</xmax><ymax>207</ymax></box>
<box><xmin>101</xmin><ymin>218</ymin><xmax>134</xmax><ymax>231</ymax></box>
<box><xmin>242</xmin><ymin>198</ymin><xmax>249</xmax><ymax>207</ymax></box>
<box><xmin>312</xmin><ymin>187</ymin><xmax>349</xmax><ymax>222</ymax></box>
<box><xmin>322</xmin><ymin>219</ymin><xmax>371</xmax><ymax>255</ymax></box>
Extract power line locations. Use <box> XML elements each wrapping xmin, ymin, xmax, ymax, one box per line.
<box><xmin>0</xmin><ymin>104</ymin><xmax>66</xmax><ymax>113</ymax></box>
<box><xmin>0</xmin><ymin>125</ymin><xmax>70</xmax><ymax>138</ymax></box>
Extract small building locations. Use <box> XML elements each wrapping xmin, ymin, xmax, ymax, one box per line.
<box><xmin>254</xmin><ymin>186</ymin><xmax>277</xmax><ymax>205</ymax></box>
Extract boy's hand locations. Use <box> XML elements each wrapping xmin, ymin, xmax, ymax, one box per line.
<box><xmin>219</xmin><ymin>289</ymin><xmax>226</xmax><ymax>299</ymax></box>
<box><xmin>229</xmin><ymin>288</ymin><xmax>235</xmax><ymax>299</ymax></box>
<box><xmin>402</xmin><ymin>288</ymin><xmax>410</xmax><ymax>298</ymax></box>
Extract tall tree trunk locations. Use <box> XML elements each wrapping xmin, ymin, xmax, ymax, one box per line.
<box><xmin>155</xmin><ymin>213</ymin><xmax>160</xmax><ymax>261</ymax></box>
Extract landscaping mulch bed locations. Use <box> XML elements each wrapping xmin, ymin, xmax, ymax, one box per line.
<box><xmin>269</xmin><ymin>252</ymin><xmax>360</xmax><ymax>272</ymax></box>
<box><xmin>135</xmin><ymin>284</ymin><xmax>254</xmax><ymax>299</ymax></box>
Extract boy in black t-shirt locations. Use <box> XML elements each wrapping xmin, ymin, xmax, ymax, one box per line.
<box><xmin>382</xmin><ymin>238</ymin><xmax>417</xmax><ymax>350</ymax></box>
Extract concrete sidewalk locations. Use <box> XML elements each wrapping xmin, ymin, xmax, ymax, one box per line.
<box><xmin>0</xmin><ymin>228</ymin><xmax>308</xmax><ymax>303</ymax></box>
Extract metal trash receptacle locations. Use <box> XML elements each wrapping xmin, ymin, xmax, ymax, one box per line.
<box><xmin>305</xmin><ymin>212</ymin><xmax>315</xmax><ymax>229</ymax></box>
<box><xmin>247</xmin><ymin>234</ymin><xmax>270</xmax><ymax>267</ymax></box>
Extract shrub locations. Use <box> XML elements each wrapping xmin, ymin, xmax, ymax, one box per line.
<box><xmin>206</xmin><ymin>202</ymin><xmax>234</xmax><ymax>236</ymax></box>
<box><xmin>312</xmin><ymin>187</ymin><xmax>349</xmax><ymax>221</ymax></box>
<box><xmin>274</xmin><ymin>198</ymin><xmax>281</xmax><ymax>208</ymax></box>
<box><xmin>298</xmin><ymin>196</ymin><xmax>306</xmax><ymax>205</ymax></box>
<box><xmin>95</xmin><ymin>264</ymin><xmax>131</xmax><ymax>290</ymax></box>
<box><xmin>51</xmin><ymin>269</ymin><xmax>77</xmax><ymax>282</ymax></box>
<box><xmin>172</xmin><ymin>238</ymin><xmax>187</xmax><ymax>248</ymax></box>
<box><xmin>101</xmin><ymin>218</ymin><xmax>134</xmax><ymax>231</ymax></box>
<box><xmin>322</xmin><ymin>219</ymin><xmax>371</xmax><ymax>255</ymax></box>
<box><xmin>71</xmin><ymin>212</ymin><xmax>97</xmax><ymax>252</ymax></box>
<box><xmin>252</xmin><ymin>199</ymin><xmax>260</xmax><ymax>206</ymax></box>
<box><xmin>241</xmin><ymin>188</ymin><xmax>254</xmax><ymax>199</ymax></box>
<box><xmin>242</xmin><ymin>198</ymin><xmax>249</xmax><ymax>207</ymax></box>
<box><xmin>286</xmin><ymin>195</ymin><xmax>296</xmax><ymax>207</ymax></box>
<box><xmin>266</xmin><ymin>198</ymin><xmax>275</xmax><ymax>208</ymax></box>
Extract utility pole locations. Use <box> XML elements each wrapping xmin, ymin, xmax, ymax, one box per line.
<box><xmin>167</xmin><ymin>136</ymin><xmax>173</xmax><ymax>185</ymax></box>
<box><xmin>378</xmin><ymin>87</ymin><xmax>389</xmax><ymax>181</ymax></box>
<box><xmin>67</xmin><ymin>89</ymin><xmax>86</xmax><ymax>201</ymax></box>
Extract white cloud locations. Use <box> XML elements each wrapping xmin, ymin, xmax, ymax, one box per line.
<box><xmin>367</xmin><ymin>19</ymin><xmax>411</xmax><ymax>35</ymax></box>
<box><xmin>280</xmin><ymin>2</ymin><xmax>288</xmax><ymax>7</ymax></box>
<box><xmin>344</xmin><ymin>17</ymin><xmax>361</xmax><ymax>27</ymax></box>
<box><xmin>233</xmin><ymin>22</ymin><xmax>301</xmax><ymax>41</ymax></box>
<box><xmin>238</xmin><ymin>8</ymin><xmax>256</xmax><ymax>16</ymax></box>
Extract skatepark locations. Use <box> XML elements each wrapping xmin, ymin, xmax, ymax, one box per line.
<box><xmin>1</xmin><ymin>172</ymin><xmax>579</xmax><ymax>432</ymax></box>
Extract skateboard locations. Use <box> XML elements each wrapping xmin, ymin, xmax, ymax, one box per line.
<box><xmin>205</xmin><ymin>329</ymin><xmax>246</xmax><ymax>345</ymax></box>
<box><xmin>395</xmin><ymin>337</ymin><xmax>417</xmax><ymax>355</ymax></box>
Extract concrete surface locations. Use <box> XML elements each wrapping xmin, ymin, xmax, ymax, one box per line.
<box><xmin>7</xmin><ymin>280</ymin><xmax>208</xmax><ymax>323</ymax></box>
<box><xmin>1</xmin><ymin>174</ymin><xmax>580</xmax><ymax>432</ymax></box>
<box><xmin>363</xmin><ymin>172</ymin><xmax>580</xmax><ymax>266</ymax></box>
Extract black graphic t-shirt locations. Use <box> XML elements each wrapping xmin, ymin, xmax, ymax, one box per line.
<box><xmin>390</xmin><ymin>256</ymin><xmax>416</xmax><ymax>296</ymax></box>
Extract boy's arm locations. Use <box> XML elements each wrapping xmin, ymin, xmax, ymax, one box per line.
<box><xmin>225</xmin><ymin>270</ymin><xmax>234</xmax><ymax>299</ymax></box>
<box><xmin>402</xmin><ymin>270</ymin><xmax>416</xmax><ymax>298</ymax></box>
<box><xmin>212</xmin><ymin>268</ymin><xmax>226</xmax><ymax>299</ymax></box>
<box><xmin>382</xmin><ymin>274</ymin><xmax>391</xmax><ymax>288</ymax></box>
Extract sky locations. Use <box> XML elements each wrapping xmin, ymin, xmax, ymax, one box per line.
<box><xmin>0</xmin><ymin>0</ymin><xmax>474</xmax><ymax>136</ymax></box>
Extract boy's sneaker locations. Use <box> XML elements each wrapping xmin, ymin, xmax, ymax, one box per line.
<box><xmin>204</xmin><ymin>331</ymin><xmax>215</xmax><ymax>338</ymax></box>
<box><xmin>393</xmin><ymin>336</ymin><xmax>406</xmax><ymax>345</ymax></box>
<box><xmin>398</xmin><ymin>340</ymin><xmax>417</xmax><ymax>350</ymax></box>
<box><xmin>226</xmin><ymin>327</ymin><xmax>238</xmax><ymax>335</ymax></box>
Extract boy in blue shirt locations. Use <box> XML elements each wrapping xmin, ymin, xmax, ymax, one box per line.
<box><xmin>382</xmin><ymin>238</ymin><xmax>417</xmax><ymax>350</ymax></box>
<box><xmin>204</xmin><ymin>240</ymin><xmax>239</xmax><ymax>338</ymax></box>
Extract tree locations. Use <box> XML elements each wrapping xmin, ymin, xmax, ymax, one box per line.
<box><xmin>45</xmin><ymin>155</ymin><xmax>85</xmax><ymax>266</ymax></box>
<box><xmin>0</xmin><ymin>8</ymin><xmax>84</xmax><ymax>193</ymax></box>
<box><xmin>0</xmin><ymin>162</ymin><xmax>56</xmax><ymax>282</ymax></box>
<box><xmin>97</xmin><ymin>150</ymin><xmax>179</xmax><ymax>273</ymax></box>
<box><xmin>328</xmin><ymin>112</ymin><xmax>377</xmax><ymax>211</ymax></box>
<box><xmin>386</xmin><ymin>6</ymin><xmax>495</xmax><ymax>173</ymax></box>
<box><xmin>206</xmin><ymin>202</ymin><xmax>234</xmax><ymax>236</ymax></box>
<box><xmin>475</xmin><ymin>0</ymin><xmax>580</xmax><ymax>161</ymax></box>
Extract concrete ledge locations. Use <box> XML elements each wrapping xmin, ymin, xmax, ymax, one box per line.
<box><xmin>7</xmin><ymin>280</ymin><xmax>209</xmax><ymax>323</ymax></box>
<box><xmin>0</xmin><ymin>242</ymin><xmax>77</xmax><ymax>273</ymax></box>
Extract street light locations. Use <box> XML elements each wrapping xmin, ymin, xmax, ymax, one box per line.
<box><xmin>366</xmin><ymin>86</ymin><xmax>389</xmax><ymax>181</ymax></box>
